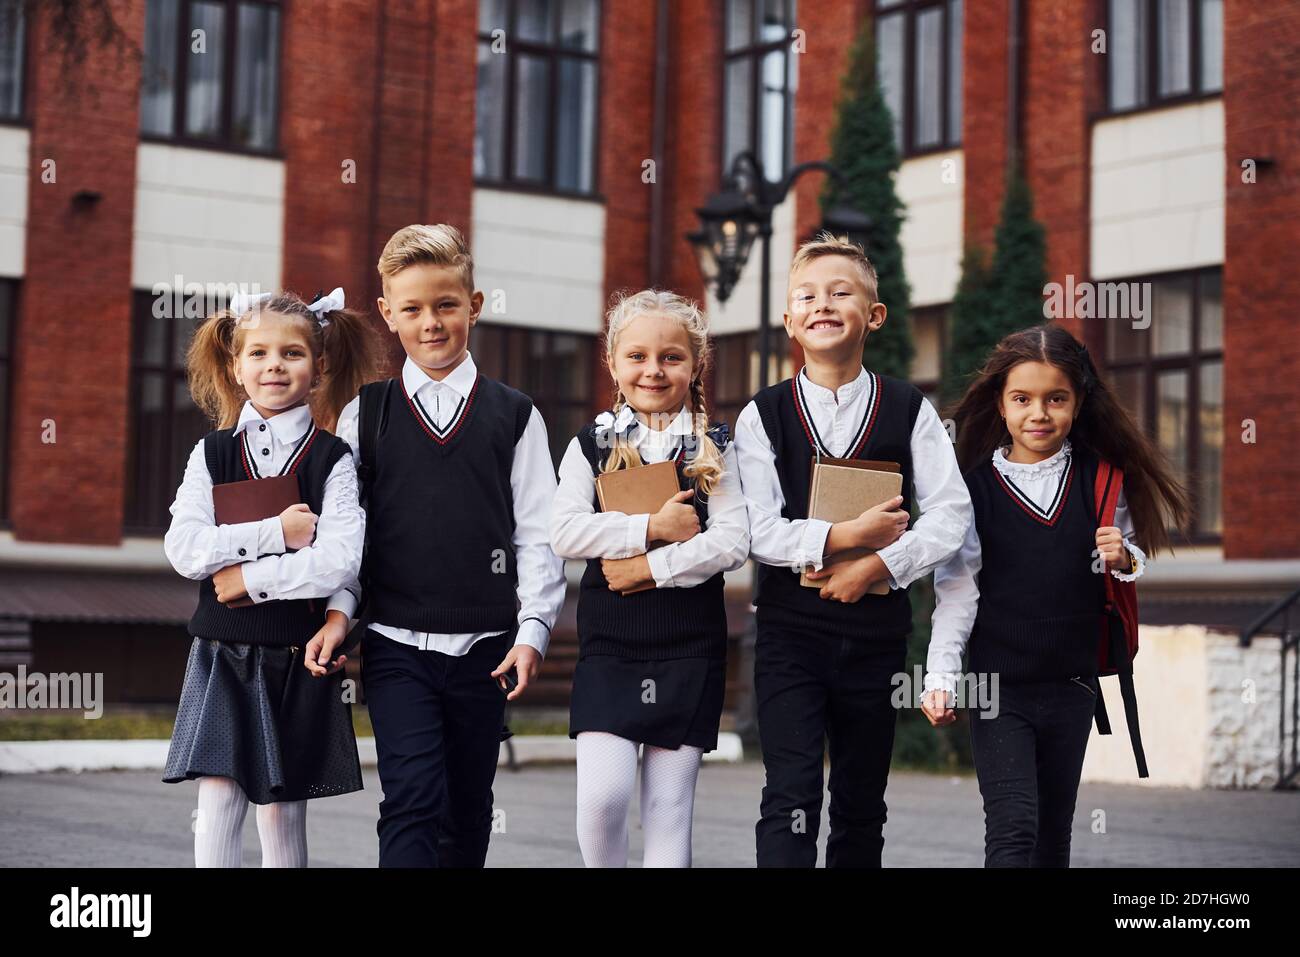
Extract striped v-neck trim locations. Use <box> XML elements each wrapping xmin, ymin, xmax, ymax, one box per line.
<box><xmin>791</xmin><ymin>369</ymin><xmax>880</xmax><ymax>459</ymax></box>
<box><xmin>403</xmin><ymin>373</ymin><xmax>480</xmax><ymax>445</ymax></box>
<box><xmin>992</xmin><ymin>450</ymin><xmax>1075</xmax><ymax>526</ymax></box>
<box><xmin>240</xmin><ymin>422</ymin><xmax>318</xmax><ymax>480</ymax></box>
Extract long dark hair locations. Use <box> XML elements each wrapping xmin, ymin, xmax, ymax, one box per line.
<box><xmin>946</xmin><ymin>324</ymin><xmax>1191</xmax><ymax>556</ymax></box>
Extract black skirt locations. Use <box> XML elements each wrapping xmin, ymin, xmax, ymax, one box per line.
<box><xmin>163</xmin><ymin>636</ymin><xmax>363</xmax><ymax>805</ymax></box>
<box><xmin>568</xmin><ymin>655</ymin><xmax>727</xmax><ymax>752</ymax></box>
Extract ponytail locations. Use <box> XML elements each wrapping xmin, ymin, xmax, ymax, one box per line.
<box><xmin>187</xmin><ymin>310</ymin><xmax>245</xmax><ymax>428</ymax></box>
<box><xmin>311</xmin><ymin>305</ymin><xmax>383</xmax><ymax>432</ymax></box>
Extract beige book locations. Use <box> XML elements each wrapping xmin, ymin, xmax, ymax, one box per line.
<box><xmin>595</xmin><ymin>460</ymin><xmax>683</xmax><ymax>594</ymax></box>
<box><xmin>800</xmin><ymin>457</ymin><xmax>904</xmax><ymax>595</ymax></box>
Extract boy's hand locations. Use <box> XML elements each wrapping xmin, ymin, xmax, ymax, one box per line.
<box><xmin>212</xmin><ymin>564</ymin><xmax>248</xmax><ymax>604</ymax></box>
<box><xmin>803</xmin><ymin>553</ymin><xmax>888</xmax><ymax>603</ymax></box>
<box><xmin>851</xmin><ymin>496</ymin><xmax>908</xmax><ymax>550</ymax></box>
<box><xmin>493</xmin><ymin>644</ymin><xmax>541</xmax><ymax>702</ymax></box>
<box><xmin>304</xmin><ymin>611</ymin><xmax>350</xmax><ymax>676</ymax></box>
<box><xmin>921</xmin><ymin>689</ymin><xmax>956</xmax><ymax>727</ymax></box>
<box><xmin>1095</xmin><ymin>526</ymin><xmax>1131</xmax><ymax>571</ymax></box>
<box><xmin>647</xmin><ymin>489</ymin><xmax>699</xmax><ymax>544</ymax></box>
<box><xmin>602</xmin><ymin>554</ymin><xmax>655</xmax><ymax>593</ymax></box>
<box><xmin>279</xmin><ymin>504</ymin><xmax>318</xmax><ymax>550</ymax></box>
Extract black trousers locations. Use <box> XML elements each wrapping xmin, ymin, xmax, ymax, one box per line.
<box><xmin>968</xmin><ymin>675</ymin><xmax>1098</xmax><ymax>868</ymax></box>
<box><xmin>361</xmin><ymin>628</ymin><xmax>510</xmax><ymax>868</ymax></box>
<box><xmin>753</xmin><ymin>621</ymin><xmax>908</xmax><ymax>868</ymax></box>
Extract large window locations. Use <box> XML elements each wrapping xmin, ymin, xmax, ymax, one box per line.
<box><xmin>472</xmin><ymin>323</ymin><xmax>596</xmax><ymax>465</ymax></box>
<box><xmin>876</xmin><ymin>0</ymin><xmax>962</xmax><ymax>156</ymax></box>
<box><xmin>708</xmin><ymin>331</ymin><xmax>793</xmax><ymax>430</ymax></box>
<box><xmin>723</xmin><ymin>0</ymin><xmax>797</xmax><ymax>177</ymax></box>
<box><xmin>1105</xmin><ymin>268</ymin><xmax>1222</xmax><ymax>540</ymax></box>
<box><xmin>125</xmin><ymin>291</ymin><xmax>208</xmax><ymax>532</ymax></box>
<box><xmin>1106</xmin><ymin>0</ymin><xmax>1222</xmax><ymax>113</ymax></box>
<box><xmin>0</xmin><ymin>1</ymin><xmax>23</xmax><ymax>121</ymax></box>
<box><xmin>710</xmin><ymin>331</ymin><xmax>759</xmax><ymax>430</ymax></box>
<box><xmin>140</xmin><ymin>0</ymin><xmax>282</xmax><ymax>152</ymax></box>
<box><xmin>909</xmin><ymin>304</ymin><xmax>947</xmax><ymax>399</ymax></box>
<box><xmin>0</xmin><ymin>280</ymin><xmax>15</xmax><ymax>524</ymax></box>
<box><xmin>476</xmin><ymin>0</ymin><xmax>601</xmax><ymax>196</ymax></box>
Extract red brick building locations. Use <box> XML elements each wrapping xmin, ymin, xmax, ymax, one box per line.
<box><xmin>0</xmin><ymin>1</ymin><xmax>1296</xmax><ymax>779</ymax></box>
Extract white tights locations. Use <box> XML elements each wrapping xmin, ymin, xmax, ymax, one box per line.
<box><xmin>194</xmin><ymin>775</ymin><xmax>308</xmax><ymax>868</ymax></box>
<box><xmin>575</xmin><ymin>732</ymin><xmax>704</xmax><ymax>868</ymax></box>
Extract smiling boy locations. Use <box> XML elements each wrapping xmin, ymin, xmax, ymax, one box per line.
<box><xmin>311</xmin><ymin>224</ymin><xmax>565</xmax><ymax>867</ymax></box>
<box><xmin>734</xmin><ymin>233</ymin><xmax>973</xmax><ymax>867</ymax></box>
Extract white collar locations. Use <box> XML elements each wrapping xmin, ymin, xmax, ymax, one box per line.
<box><xmin>797</xmin><ymin>365</ymin><xmax>871</xmax><ymax>404</ymax></box>
<box><xmin>233</xmin><ymin>401</ymin><xmax>313</xmax><ymax>445</ymax></box>
<box><xmin>993</xmin><ymin>437</ymin><xmax>1073</xmax><ymax>479</ymax></box>
<box><xmin>402</xmin><ymin>352</ymin><xmax>478</xmax><ymax>400</ymax></box>
<box><xmin>597</xmin><ymin>404</ymin><xmax>695</xmax><ymax>450</ymax></box>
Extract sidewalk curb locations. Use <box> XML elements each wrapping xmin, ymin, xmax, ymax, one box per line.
<box><xmin>0</xmin><ymin>734</ymin><xmax>744</xmax><ymax>774</ymax></box>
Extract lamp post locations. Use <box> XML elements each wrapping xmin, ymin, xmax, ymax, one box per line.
<box><xmin>687</xmin><ymin>152</ymin><xmax>873</xmax><ymax>747</ymax></box>
<box><xmin>687</xmin><ymin>151</ymin><xmax>872</xmax><ymax>391</ymax></box>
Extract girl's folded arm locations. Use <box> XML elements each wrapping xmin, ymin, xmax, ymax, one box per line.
<box><xmin>549</xmin><ymin>436</ymin><xmax>651</xmax><ymax>561</ymax></box>
<box><xmin>1111</xmin><ymin>488</ymin><xmax>1147</xmax><ymax>581</ymax></box>
<box><xmin>240</xmin><ymin>454</ymin><xmax>366</xmax><ymax>602</ymax></box>
<box><xmin>646</xmin><ymin>443</ymin><xmax>750</xmax><ymax>588</ymax></box>
<box><xmin>925</xmin><ymin>521</ymin><xmax>983</xmax><ymax>698</ymax></box>
<box><xmin>163</xmin><ymin>438</ymin><xmax>283</xmax><ymax>581</ymax></box>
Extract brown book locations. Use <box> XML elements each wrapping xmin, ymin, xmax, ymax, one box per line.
<box><xmin>212</xmin><ymin>474</ymin><xmax>302</xmax><ymax>607</ymax></box>
<box><xmin>594</xmin><ymin>460</ymin><xmax>682</xmax><ymax>595</ymax></box>
<box><xmin>799</xmin><ymin>457</ymin><xmax>904</xmax><ymax>596</ymax></box>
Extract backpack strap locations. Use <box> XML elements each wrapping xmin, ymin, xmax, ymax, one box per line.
<box><xmin>355</xmin><ymin>379</ymin><xmax>394</xmax><ymax>509</ymax></box>
<box><xmin>202</xmin><ymin>430</ymin><xmax>225</xmax><ymax>484</ymax></box>
<box><xmin>1091</xmin><ymin>458</ymin><xmax>1150</xmax><ymax>778</ymax></box>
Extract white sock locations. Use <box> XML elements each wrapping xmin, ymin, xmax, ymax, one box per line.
<box><xmin>575</xmin><ymin>732</ymin><xmax>640</xmax><ymax>867</ymax></box>
<box><xmin>195</xmin><ymin>776</ymin><xmax>249</xmax><ymax>868</ymax></box>
<box><xmin>255</xmin><ymin>800</ymin><xmax>308</xmax><ymax>868</ymax></box>
<box><xmin>640</xmin><ymin>744</ymin><xmax>703</xmax><ymax>868</ymax></box>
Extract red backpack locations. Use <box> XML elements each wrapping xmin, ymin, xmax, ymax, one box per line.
<box><xmin>1092</xmin><ymin>460</ymin><xmax>1149</xmax><ymax>778</ymax></box>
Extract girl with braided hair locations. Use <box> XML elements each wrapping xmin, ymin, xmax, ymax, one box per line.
<box><xmin>550</xmin><ymin>289</ymin><xmax>749</xmax><ymax>867</ymax></box>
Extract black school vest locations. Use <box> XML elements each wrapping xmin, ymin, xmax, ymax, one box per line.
<box><xmin>752</xmin><ymin>371</ymin><xmax>924</xmax><ymax>639</ymax></box>
<box><xmin>966</xmin><ymin>445</ymin><xmax>1106</xmax><ymax>682</ymax></box>
<box><xmin>573</xmin><ymin>418</ymin><xmax>730</xmax><ymax>661</ymax></box>
<box><xmin>360</xmin><ymin>373</ymin><xmax>532</xmax><ymax>633</ymax></box>
<box><xmin>188</xmin><ymin>422</ymin><xmax>350</xmax><ymax>646</ymax></box>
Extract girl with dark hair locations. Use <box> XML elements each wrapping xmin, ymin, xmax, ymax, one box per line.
<box><xmin>921</xmin><ymin>323</ymin><xmax>1191</xmax><ymax>867</ymax></box>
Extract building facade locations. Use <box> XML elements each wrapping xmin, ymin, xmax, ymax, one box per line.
<box><xmin>0</xmin><ymin>0</ymin><xmax>1296</xmax><ymax>782</ymax></box>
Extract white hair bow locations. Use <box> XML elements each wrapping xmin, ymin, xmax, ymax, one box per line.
<box><xmin>227</xmin><ymin>290</ymin><xmax>273</xmax><ymax>316</ymax></box>
<box><xmin>307</xmin><ymin>287</ymin><xmax>345</xmax><ymax>328</ymax></box>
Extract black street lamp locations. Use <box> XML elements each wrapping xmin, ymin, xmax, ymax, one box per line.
<box><xmin>687</xmin><ymin>152</ymin><xmax>873</xmax><ymax>748</ymax></box>
<box><xmin>687</xmin><ymin>151</ymin><xmax>872</xmax><ymax>392</ymax></box>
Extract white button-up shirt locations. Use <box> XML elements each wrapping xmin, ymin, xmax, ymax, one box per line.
<box><xmin>924</xmin><ymin>437</ymin><xmax>1147</xmax><ymax>695</ymax></box>
<box><xmin>163</xmin><ymin>401</ymin><xmax>365</xmax><ymax>604</ymax></box>
<box><xmin>550</xmin><ymin>404</ymin><xmax>750</xmax><ymax>587</ymax></box>
<box><xmin>734</xmin><ymin>365</ymin><xmax>972</xmax><ymax>589</ymax></box>
<box><xmin>327</xmin><ymin>353</ymin><xmax>566</xmax><ymax>658</ymax></box>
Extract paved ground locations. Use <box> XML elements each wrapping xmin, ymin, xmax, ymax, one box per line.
<box><xmin>2</xmin><ymin>761</ymin><xmax>1297</xmax><ymax>867</ymax></box>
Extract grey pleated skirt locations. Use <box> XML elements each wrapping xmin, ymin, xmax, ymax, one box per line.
<box><xmin>163</xmin><ymin>636</ymin><xmax>363</xmax><ymax>804</ymax></box>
